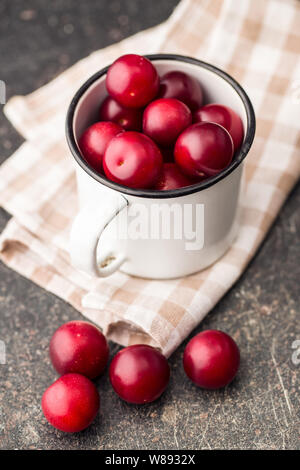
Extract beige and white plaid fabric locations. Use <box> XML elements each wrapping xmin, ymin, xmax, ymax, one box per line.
<box><xmin>0</xmin><ymin>0</ymin><xmax>299</xmax><ymax>356</ymax></box>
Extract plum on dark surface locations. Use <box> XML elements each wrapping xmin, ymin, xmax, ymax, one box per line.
<box><xmin>109</xmin><ymin>345</ymin><xmax>170</xmax><ymax>404</ymax></box>
<box><xmin>183</xmin><ymin>330</ymin><xmax>240</xmax><ymax>389</ymax></box>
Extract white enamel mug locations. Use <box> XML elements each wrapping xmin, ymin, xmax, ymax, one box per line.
<box><xmin>66</xmin><ymin>54</ymin><xmax>255</xmax><ymax>280</ymax></box>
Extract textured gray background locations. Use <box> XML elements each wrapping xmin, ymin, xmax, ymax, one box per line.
<box><xmin>0</xmin><ymin>0</ymin><xmax>299</xmax><ymax>450</ymax></box>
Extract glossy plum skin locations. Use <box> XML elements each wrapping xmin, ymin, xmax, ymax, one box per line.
<box><xmin>154</xmin><ymin>163</ymin><xmax>193</xmax><ymax>190</ymax></box>
<box><xmin>41</xmin><ymin>373</ymin><xmax>100</xmax><ymax>432</ymax></box>
<box><xmin>99</xmin><ymin>96</ymin><xmax>143</xmax><ymax>131</ymax></box>
<box><xmin>158</xmin><ymin>70</ymin><xmax>203</xmax><ymax>111</ymax></box>
<box><xmin>50</xmin><ymin>321</ymin><xmax>109</xmax><ymax>379</ymax></box>
<box><xmin>143</xmin><ymin>98</ymin><xmax>192</xmax><ymax>147</ymax></box>
<box><xmin>183</xmin><ymin>330</ymin><xmax>240</xmax><ymax>389</ymax></box>
<box><xmin>175</xmin><ymin>122</ymin><xmax>234</xmax><ymax>178</ymax></box>
<box><xmin>106</xmin><ymin>54</ymin><xmax>159</xmax><ymax>108</ymax></box>
<box><xmin>103</xmin><ymin>131</ymin><xmax>163</xmax><ymax>189</ymax></box>
<box><xmin>193</xmin><ymin>103</ymin><xmax>244</xmax><ymax>151</ymax></box>
<box><xmin>109</xmin><ymin>345</ymin><xmax>170</xmax><ymax>404</ymax></box>
<box><xmin>79</xmin><ymin>121</ymin><xmax>123</xmax><ymax>173</ymax></box>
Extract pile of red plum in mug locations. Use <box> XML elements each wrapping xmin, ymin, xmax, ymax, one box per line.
<box><xmin>79</xmin><ymin>54</ymin><xmax>244</xmax><ymax>191</ymax></box>
<box><xmin>41</xmin><ymin>55</ymin><xmax>242</xmax><ymax>434</ymax></box>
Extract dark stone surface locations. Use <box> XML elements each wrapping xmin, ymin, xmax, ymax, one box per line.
<box><xmin>0</xmin><ymin>0</ymin><xmax>299</xmax><ymax>450</ymax></box>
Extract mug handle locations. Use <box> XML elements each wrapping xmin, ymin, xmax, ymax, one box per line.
<box><xmin>70</xmin><ymin>193</ymin><xmax>128</xmax><ymax>277</ymax></box>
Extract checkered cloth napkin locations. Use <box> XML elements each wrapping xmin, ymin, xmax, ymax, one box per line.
<box><xmin>0</xmin><ymin>0</ymin><xmax>299</xmax><ymax>356</ymax></box>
